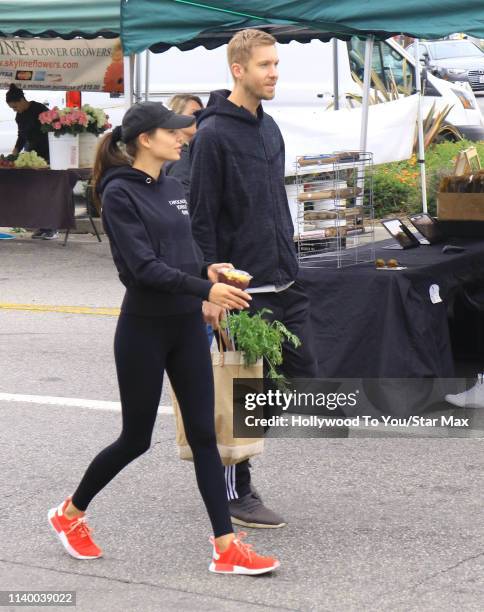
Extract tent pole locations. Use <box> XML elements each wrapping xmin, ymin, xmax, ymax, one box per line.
<box><xmin>134</xmin><ymin>53</ymin><xmax>142</xmax><ymax>103</ymax></box>
<box><xmin>332</xmin><ymin>38</ymin><xmax>339</xmax><ymax>110</ymax></box>
<box><xmin>124</xmin><ymin>54</ymin><xmax>135</xmax><ymax>109</ymax></box>
<box><xmin>144</xmin><ymin>51</ymin><xmax>150</xmax><ymax>101</ymax></box>
<box><xmin>413</xmin><ymin>39</ymin><xmax>428</xmax><ymax>213</ymax></box>
<box><xmin>356</xmin><ymin>36</ymin><xmax>373</xmax><ymax>210</ymax></box>
<box><xmin>359</xmin><ymin>36</ymin><xmax>373</xmax><ymax>153</ymax></box>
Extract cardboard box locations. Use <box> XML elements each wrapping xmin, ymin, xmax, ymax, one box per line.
<box><xmin>438</xmin><ymin>192</ymin><xmax>484</xmax><ymax>221</ymax></box>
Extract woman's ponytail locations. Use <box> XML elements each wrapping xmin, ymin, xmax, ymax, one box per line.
<box><xmin>92</xmin><ymin>128</ymin><xmax>130</xmax><ymax>211</ymax></box>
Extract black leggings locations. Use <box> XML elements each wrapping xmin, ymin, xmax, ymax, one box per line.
<box><xmin>71</xmin><ymin>311</ymin><xmax>233</xmax><ymax>537</ymax></box>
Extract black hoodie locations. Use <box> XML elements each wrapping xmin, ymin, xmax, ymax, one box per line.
<box><xmin>189</xmin><ymin>90</ymin><xmax>298</xmax><ymax>288</ymax></box>
<box><xmin>99</xmin><ymin>166</ymin><xmax>213</xmax><ymax>316</ymax></box>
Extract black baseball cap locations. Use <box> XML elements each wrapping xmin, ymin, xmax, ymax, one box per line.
<box><xmin>121</xmin><ymin>101</ymin><xmax>195</xmax><ymax>142</ymax></box>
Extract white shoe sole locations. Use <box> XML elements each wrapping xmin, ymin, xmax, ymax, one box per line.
<box><xmin>231</xmin><ymin>516</ymin><xmax>286</xmax><ymax>529</ymax></box>
<box><xmin>47</xmin><ymin>507</ymin><xmax>102</xmax><ymax>560</ymax></box>
<box><xmin>209</xmin><ymin>560</ymin><xmax>280</xmax><ymax>575</ymax></box>
<box><xmin>445</xmin><ymin>394</ymin><xmax>484</xmax><ymax>408</ymax></box>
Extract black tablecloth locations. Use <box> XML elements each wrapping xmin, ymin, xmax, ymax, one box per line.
<box><xmin>300</xmin><ymin>238</ymin><xmax>484</xmax><ymax>378</ymax></box>
<box><xmin>0</xmin><ymin>168</ymin><xmax>91</xmax><ymax>229</ymax></box>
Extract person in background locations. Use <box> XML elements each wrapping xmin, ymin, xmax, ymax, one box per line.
<box><xmin>165</xmin><ymin>94</ymin><xmax>203</xmax><ymax>201</ymax></box>
<box><xmin>6</xmin><ymin>83</ymin><xmax>58</xmax><ymax>240</ymax></box>
<box><xmin>165</xmin><ymin>94</ymin><xmax>218</xmax><ymax>345</ymax></box>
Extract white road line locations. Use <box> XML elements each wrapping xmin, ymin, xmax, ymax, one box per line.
<box><xmin>0</xmin><ymin>392</ymin><xmax>173</xmax><ymax>414</ymax></box>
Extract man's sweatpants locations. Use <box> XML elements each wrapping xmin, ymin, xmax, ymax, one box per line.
<box><xmin>225</xmin><ymin>279</ymin><xmax>318</xmax><ymax>500</ymax></box>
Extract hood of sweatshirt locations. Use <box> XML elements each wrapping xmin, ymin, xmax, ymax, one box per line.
<box><xmin>196</xmin><ymin>89</ymin><xmax>263</xmax><ymax>128</ymax></box>
<box><xmin>98</xmin><ymin>165</ymin><xmax>164</xmax><ymax>195</ymax></box>
<box><xmin>189</xmin><ymin>89</ymin><xmax>298</xmax><ymax>287</ymax></box>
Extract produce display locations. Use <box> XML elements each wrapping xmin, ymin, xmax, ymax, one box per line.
<box><xmin>0</xmin><ymin>152</ymin><xmax>49</xmax><ymax>169</ymax></box>
<box><xmin>0</xmin><ymin>154</ymin><xmax>16</xmax><ymax>168</ymax></box>
<box><xmin>375</xmin><ymin>258</ymin><xmax>404</xmax><ymax>270</ymax></box>
<box><xmin>13</xmin><ymin>151</ymin><xmax>48</xmax><ymax>169</ymax></box>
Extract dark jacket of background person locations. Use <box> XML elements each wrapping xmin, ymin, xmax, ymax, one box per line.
<box><xmin>14</xmin><ymin>101</ymin><xmax>50</xmax><ymax>161</ymax></box>
<box><xmin>189</xmin><ymin>89</ymin><xmax>298</xmax><ymax>289</ymax></box>
<box><xmin>164</xmin><ymin>143</ymin><xmax>191</xmax><ymax>201</ymax></box>
<box><xmin>99</xmin><ymin>165</ymin><xmax>212</xmax><ymax>317</ymax></box>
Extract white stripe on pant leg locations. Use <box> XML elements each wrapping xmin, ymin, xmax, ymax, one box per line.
<box><xmin>225</xmin><ymin>465</ymin><xmax>235</xmax><ymax>500</ymax></box>
<box><xmin>225</xmin><ymin>465</ymin><xmax>231</xmax><ymax>500</ymax></box>
<box><xmin>231</xmin><ymin>464</ymin><xmax>238</xmax><ymax>500</ymax></box>
<box><xmin>229</xmin><ymin>465</ymin><xmax>236</xmax><ymax>500</ymax></box>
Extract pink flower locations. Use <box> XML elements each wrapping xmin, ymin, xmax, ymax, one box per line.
<box><xmin>53</xmin><ymin>121</ymin><xmax>62</xmax><ymax>130</ymax></box>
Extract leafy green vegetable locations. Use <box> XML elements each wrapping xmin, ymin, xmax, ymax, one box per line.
<box><xmin>222</xmin><ymin>308</ymin><xmax>301</xmax><ymax>380</ymax></box>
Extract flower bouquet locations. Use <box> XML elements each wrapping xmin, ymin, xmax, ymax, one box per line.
<box><xmin>78</xmin><ymin>105</ymin><xmax>112</xmax><ymax>167</ymax></box>
<box><xmin>39</xmin><ymin>107</ymin><xmax>88</xmax><ymax>169</ymax></box>
<box><xmin>81</xmin><ymin>104</ymin><xmax>112</xmax><ymax>135</ymax></box>
<box><xmin>39</xmin><ymin>107</ymin><xmax>89</xmax><ymax>136</ymax></box>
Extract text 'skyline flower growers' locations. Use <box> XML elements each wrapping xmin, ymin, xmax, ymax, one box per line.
<box><xmin>39</xmin><ymin>107</ymin><xmax>89</xmax><ymax>136</ymax></box>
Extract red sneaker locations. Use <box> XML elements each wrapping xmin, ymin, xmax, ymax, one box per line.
<box><xmin>209</xmin><ymin>532</ymin><xmax>280</xmax><ymax>575</ymax></box>
<box><xmin>48</xmin><ymin>497</ymin><xmax>102</xmax><ymax>560</ymax></box>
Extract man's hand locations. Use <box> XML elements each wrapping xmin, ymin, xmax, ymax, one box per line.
<box><xmin>207</xmin><ymin>262</ymin><xmax>234</xmax><ymax>283</ymax></box>
<box><xmin>202</xmin><ymin>301</ymin><xmax>225</xmax><ymax>329</ymax></box>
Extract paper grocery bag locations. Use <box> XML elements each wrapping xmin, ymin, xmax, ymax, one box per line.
<box><xmin>171</xmin><ymin>342</ymin><xmax>264</xmax><ymax>466</ymax></box>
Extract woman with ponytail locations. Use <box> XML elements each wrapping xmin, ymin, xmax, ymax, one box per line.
<box><xmin>47</xmin><ymin>102</ymin><xmax>280</xmax><ymax>576</ymax></box>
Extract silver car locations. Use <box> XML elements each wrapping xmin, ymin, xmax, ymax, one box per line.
<box><xmin>407</xmin><ymin>39</ymin><xmax>484</xmax><ymax>93</ymax></box>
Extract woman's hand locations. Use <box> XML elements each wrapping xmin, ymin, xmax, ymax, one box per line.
<box><xmin>207</xmin><ymin>262</ymin><xmax>234</xmax><ymax>283</ymax></box>
<box><xmin>208</xmin><ymin>283</ymin><xmax>251</xmax><ymax>310</ymax></box>
<box><xmin>202</xmin><ymin>301</ymin><xmax>225</xmax><ymax>329</ymax></box>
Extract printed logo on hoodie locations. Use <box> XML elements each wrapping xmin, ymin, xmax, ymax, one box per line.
<box><xmin>168</xmin><ymin>198</ymin><xmax>189</xmax><ymax>215</ymax></box>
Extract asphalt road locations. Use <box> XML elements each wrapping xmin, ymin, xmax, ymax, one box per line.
<box><xmin>0</xmin><ymin>233</ymin><xmax>483</xmax><ymax>612</ymax></box>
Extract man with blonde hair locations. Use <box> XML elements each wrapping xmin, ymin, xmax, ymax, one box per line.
<box><xmin>190</xmin><ymin>29</ymin><xmax>318</xmax><ymax>529</ymax></box>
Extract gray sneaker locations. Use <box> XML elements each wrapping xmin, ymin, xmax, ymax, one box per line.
<box><xmin>31</xmin><ymin>229</ymin><xmax>46</xmax><ymax>239</ymax></box>
<box><xmin>229</xmin><ymin>493</ymin><xmax>287</xmax><ymax>529</ymax></box>
<box><xmin>250</xmin><ymin>483</ymin><xmax>263</xmax><ymax>503</ymax></box>
<box><xmin>42</xmin><ymin>230</ymin><xmax>59</xmax><ymax>240</ymax></box>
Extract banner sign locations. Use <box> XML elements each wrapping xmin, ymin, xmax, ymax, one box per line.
<box><xmin>274</xmin><ymin>94</ymin><xmax>420</xmax><ymax>174</ymax></box>
<box><xmin>0</xmin><ymin>37</ymin><xmax>124</xmax><ymax>93</ymax></box>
